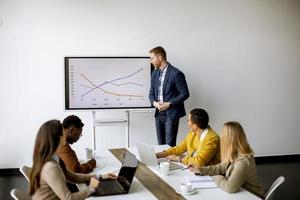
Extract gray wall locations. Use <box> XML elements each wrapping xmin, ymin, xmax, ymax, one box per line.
<box><xmin>0</xmin><ymin>0</ymin><xmax>299</xmax><ymax>168</ymax></box>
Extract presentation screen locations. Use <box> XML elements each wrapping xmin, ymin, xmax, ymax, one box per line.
<box><xmin>65</xmin><ymin>57</ymin><xmax>153</xmax><ymax>110</ymax></box>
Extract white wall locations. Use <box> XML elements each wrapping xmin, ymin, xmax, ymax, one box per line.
<box><xmin>0</xmin><ymin>0</ymin><xmax>299</xmax><ymax>168</ymax></box>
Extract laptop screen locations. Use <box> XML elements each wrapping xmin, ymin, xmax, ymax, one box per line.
<box><xmin>117</xmin><ymin>152</ymin><xmax>138</xmax><ymax>192</ymax></box>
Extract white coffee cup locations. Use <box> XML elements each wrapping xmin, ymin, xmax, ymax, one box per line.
<box><xmin>180</xmin><ymin>182</ymin><xmax>192</xmax><ymax>194</ymax></box>
<box><xmin>160</xmin><ymin>162</ymin><xmax>170</xmax><ymax>176</ymax></box>
<box><xmin>85</xmin><ymin>148</ymin><xmax>94</xmax><ymax>160</ymax></box>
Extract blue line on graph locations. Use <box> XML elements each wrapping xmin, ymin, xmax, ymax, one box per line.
<box><xmin>81</xmin><ymin>67</ymin><xmax>143</xmax><ymax>97</ymax></box>
<box><xmin>109</xmin><ymin>82</ymin><xmax>143</xmax><ymax>87</ymax></box>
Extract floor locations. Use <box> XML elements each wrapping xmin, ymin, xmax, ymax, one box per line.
<box><xmin>1</xmin><ymin>162</ymin><xmax>300</xmax><ymax>200</ymax></box>
<box><xmin>0</xmin><ymin>174</ymin><xmax>28</xmax><ymax>200</ymax></box>
<box><xmin>256</xmin><ymin>162</ymin><xmax>300</xmax><ymax>200</ymax></box>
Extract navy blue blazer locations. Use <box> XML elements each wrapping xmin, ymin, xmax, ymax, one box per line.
<box><xmin>149</xmin><ymin>64</ymin><xmax>190</xmax><ymax>120</ymax></box>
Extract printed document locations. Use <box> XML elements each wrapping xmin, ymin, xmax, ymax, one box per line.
<box><xmin>184</xmin><ymin>175</ymin><xmax>218</xmax><ymax>189</ymax></box>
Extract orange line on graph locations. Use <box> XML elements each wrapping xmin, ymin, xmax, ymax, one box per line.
<box><xmin>99</xmin><ymin>88</ymin><xmax>143</xmax><ymax>97</ymax></box>
<box><xmin>80</xmin><ymin>73</ymin><xmax>144</xmax><ymax>97</ymax></box>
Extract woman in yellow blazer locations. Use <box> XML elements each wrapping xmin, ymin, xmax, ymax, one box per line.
<box><xmin>156</xmin><ymin>108</ymin><xmax>220</xmax><ymax>167</ymax></box>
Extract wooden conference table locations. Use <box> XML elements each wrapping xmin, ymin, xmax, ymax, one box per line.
<box><xmin>83</xmin><ymin>146</ymin><xmax>261</xmax><ymax>200</ymax></box>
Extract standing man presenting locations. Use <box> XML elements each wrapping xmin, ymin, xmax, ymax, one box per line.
<box><xmin>149</xmin><ymin>46</ymin><xmax>190</xmax><ymax>147</ymax></box>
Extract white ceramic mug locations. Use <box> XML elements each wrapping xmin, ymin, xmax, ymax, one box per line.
<box><xmin>85</xmin><ymin>148</ymin><xmax>94</xmax><ymax>160</ymax></box>
<box><xmin>160</xmin><ymin>162</ymin><xmax>170</xmax><ymax>176</ymax></box>
<box><xmin>180</xmin><ymin>182</ymin><xmax>192</xmax><ymax>193</ymax></box>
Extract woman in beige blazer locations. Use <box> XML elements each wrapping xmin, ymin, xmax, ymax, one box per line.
<box><xmin>29</xmin><ymin>120</ymin><xmax>116</xmax><ymax>200</ymax></box>
<box><xmin>189</xmin><ymin>121</ymin><xmax>263</xmax><ymax>197</ymax></box>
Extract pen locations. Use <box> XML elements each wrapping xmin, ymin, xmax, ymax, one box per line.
<box><xmin>181</xmin><ymin>167</ymin><xmax>189</xmax><ymax>171</ymax></box>
<box><xmin>112</xmin><ymin>169</ymin><xmax>120</xmax><ymax>174</ymax></box>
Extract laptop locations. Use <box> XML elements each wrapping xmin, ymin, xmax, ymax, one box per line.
<box><xmin>136</xmin><ymin>141</ymin><xmax>183</xmax><ymax>171</ymax></box>
<box><xmin>92</xmin><ymin>151</ymin><xmax>138</xmax><ymax>196</ymax></box>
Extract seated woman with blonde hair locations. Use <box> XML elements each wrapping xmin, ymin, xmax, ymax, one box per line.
<box><xmin>29</xmin><ymin>120</ymin><xmax>116</xmax><ymax>200</ymax></box>
<box><xmin>189</xmin><ymin>121</ymin><xmax>263</xmax><ymax>197</ymax></box>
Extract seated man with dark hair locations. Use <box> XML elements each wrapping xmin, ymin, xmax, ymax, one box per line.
<box><xmin>156</xmin><ymin>108</ymin><xmax>220</xmax><ymax>167</ymax></box>
<box><xmin>56</xmin><ymin>115</ymin><xmax>97</xmax><ymax>173</ymax></box>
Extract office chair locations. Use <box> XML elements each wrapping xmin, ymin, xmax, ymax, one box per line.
<box><xmin>19</xmin><ymin>165</ymin><xmax>32</xmax><ymax>182</ymax></box>
<box><xmin>10</xmin><ymin>188</ymin><xmax>31</xmax><ymax>200</ymax></box>
<box><xmin>265</xmin><ymin>176</ymin><xmax>285</xmax><ymax>200</ymax></box>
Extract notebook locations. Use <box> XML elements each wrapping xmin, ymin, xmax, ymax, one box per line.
<box><xmin>184</xmin><ymin>175</ymin><xmax>218</xmax><ymax>189</ymax></box>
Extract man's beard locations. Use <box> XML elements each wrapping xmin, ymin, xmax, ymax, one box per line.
<box><xmin>153</xmin><ymin>63</ymin><xmax>161</xmax><ymax>69</ymax></box>
<box><xmin>67</xmin><ymin>137</ymin><xmax>74</xmax><ymax>144</ymax></box>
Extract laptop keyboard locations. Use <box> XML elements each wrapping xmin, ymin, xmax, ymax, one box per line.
<box><xmin>93</xmin><ymin>180</ymin><xmax>125</xmax><ymax>196</ymax></box>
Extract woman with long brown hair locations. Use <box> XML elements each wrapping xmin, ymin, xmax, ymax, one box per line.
<box><xmin>189</xmin><ymin>121</ymin><xmax>263</xmax><ymax>197</ymax></box>
<box><xmin>29</xmin><ymin>120</ymin><xmax>116</xmax><ymax>199</ymax></box>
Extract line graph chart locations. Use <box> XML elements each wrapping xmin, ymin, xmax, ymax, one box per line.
<box><xmin>80</xmin><ymin>67</ymin><xmax>144</xmax><ymax>97</ymax></box>
<box><xmin>65</xmin><ymin>57</ymin><xmax>152</xmax><ymax>109</ymax></box>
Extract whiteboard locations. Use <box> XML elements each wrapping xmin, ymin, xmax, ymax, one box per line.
<box><xmin>64</xmin><ymin>57</ymin><xmax>153</xmax><ymax>110</ymax></box>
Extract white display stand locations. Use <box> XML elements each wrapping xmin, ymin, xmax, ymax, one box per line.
<box><xmin>91</xmin><ymin>109</ymin><xmax>154</xmax><ymax>151</ymax></box>
<box><xmin>92</xmin><ymin>111</ymin><xmax>130</xmax><ymax>151</ymax></box>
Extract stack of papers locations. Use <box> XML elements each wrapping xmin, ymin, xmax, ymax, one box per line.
<box><xmin>184</xmin><ymin>175</ymin><xmax>218</xmax><ymax>189</ymax></box>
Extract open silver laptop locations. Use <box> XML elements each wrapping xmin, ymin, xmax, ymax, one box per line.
<box><xmin>136</xmin><ymin>141</ymin><xmax>183</xmax><ymax>171</ymax></box>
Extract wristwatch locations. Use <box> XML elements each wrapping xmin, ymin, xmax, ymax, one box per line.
<box><xmin>89</xmin><ymin>187</ymin><xmax>96</xmax><ymax>192</ymax></box>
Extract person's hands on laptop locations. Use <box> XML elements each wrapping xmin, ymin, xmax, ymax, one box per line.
<box><xmin>89</xmin><ymin>177</ymin><xmax>100</xmax><ymax>191</ymax></box>
<box><xmin>156</xmin><ymin>151</ymin><xmax>168</xmax><ymax>158</ymax></box>
<box><xmin>166</xmin><ymin>154</ymin><xmax>180</xmax><ymax>162</ymax></box>
<box><xmin>101</xmin><ymin>173</ymin><xmax>117</xmax><ymax>180</ymax></box>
